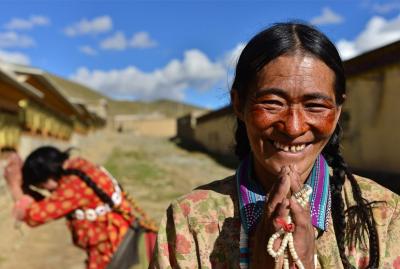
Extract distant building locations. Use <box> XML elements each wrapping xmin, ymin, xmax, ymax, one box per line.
<box><xmin>194</xmin><ymin>106</ymin><xmax>235</xmax><ymax>156</ymax></box>
<box><xmin>176</xmin><ymin>111</ymin><xmax>206</xmax><ymax>144</ymax></box>
<box><xmin>113</xmin><ymin>113</ymin><xmax>177</xmax><ymax>137</ymax></box>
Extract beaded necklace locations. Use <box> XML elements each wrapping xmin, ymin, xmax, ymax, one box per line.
<box><xmin>236</xmin><ymin>154</ymin><xmax>331</xmax><ymax>268</ymax></box>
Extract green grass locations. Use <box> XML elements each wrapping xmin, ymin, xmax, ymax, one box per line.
<box><xmin>104</xmin><ymin>147</ymin><xmax>164</xmax><ymax>185</ymax></box>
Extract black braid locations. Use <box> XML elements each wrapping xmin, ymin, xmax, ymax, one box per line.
<box><xmin>63</xmin><ymin>169</ymin><xmax>115</xmax><ymax>208</ymax></box>
<box><xmin>322</xmin><ymin>125</ymin><xmax>380</xmax><ymax>269</ymax></box>
<box><xmin>234</xmin><ymin>118</ymin><xmax>251</xmax><ymax>160</ymax></box>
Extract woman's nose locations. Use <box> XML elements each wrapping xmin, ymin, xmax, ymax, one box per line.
<box><xmin>279</xmin><ymin>107</ymin><xmax>308</xmax><ymax>138</ymax></box>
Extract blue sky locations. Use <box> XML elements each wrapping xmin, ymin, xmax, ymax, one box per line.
<box><xmin>0</xmin><ymin>1</ymin><xmax>400</xmax><ymax>109</ymax></box>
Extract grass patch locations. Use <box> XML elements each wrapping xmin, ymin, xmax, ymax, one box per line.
<box><xmin>104</xmin><ymin>147</ymin><xmax>164</xmax><ymax>185</ymax></box>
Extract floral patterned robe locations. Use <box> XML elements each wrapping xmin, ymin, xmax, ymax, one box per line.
<box><xmin>150</xmin><ymin>174</ymin><xmax>400</xmax><ymax>269</ymax></box>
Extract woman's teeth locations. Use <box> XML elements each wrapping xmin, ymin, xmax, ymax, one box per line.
<box><xmin>273</xmin><ymin>141</ymin><xmax>306</xmax><ymax>153</ymax></box>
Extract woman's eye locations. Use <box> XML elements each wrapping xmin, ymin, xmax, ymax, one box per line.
<box><xmin>304</xmin><ymin>103</ymin><xmax>329</xmax><ymax>111</ymax></box>
<box><xmin>261</xmin><ymin>100</ymin><xmax>284</xmax><ymax>106</ymax></box>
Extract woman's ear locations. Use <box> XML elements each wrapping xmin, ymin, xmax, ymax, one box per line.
<box><xmin>231</xmin><ymin>90</ymin><xmax>244</xmax><ymax>121</ymax></box>
<box><xmin>334</xmin><ymin>94</ymin><xmax>346</xmax><ymax>124</ymax></box>
<box><xmin>335</xmin><ymin>105</ymin><xmax>343</xmax><ymax>127</ymax></box>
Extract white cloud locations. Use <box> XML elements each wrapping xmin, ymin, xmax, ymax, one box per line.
<box><xmin>336</xmin><ymin>14</ymin><xmax>400</xmax><ymax>60</ymax></box>
<box><xmin>0</xmin><ymin>50</ymin><xmax>30</xmax><ymax>65</ymax></box>
<box><xmin>4</xmin><ymin>15</ymin><xmax>50</xmax><ymax>30</ymax></box>
<box><xmin>100</xmin><ymin>31</ymin><xmax>158</xmax><ymax>50</ymax></box>
<box><xmin>64</xmin><ymin>16</ymin><xmax>112</xmax><ymax>37</ymax></box>
<box><xmin>310</xmin><ymin>7</ymin><xmax>344</xmax><ymax>25</ymax></box>
<box><xmin>0</xmin><ymin>32</ymin><xmax>35</xmax><ymax>48</ymax></box>
<box><xmin>372</xmin><ymin>2</ymin><xmax>400</xmax><ymax>14</ymax></box>
<box><xmin>130</xmin><ymin>32</ymin><xmax>157</xmax><ymax>48</ymax></box>
<box><xmin>70</xmin><ymin>49</ymin><xmax>227</xmax><ymax>101</ymax></box>
<box><xmin>100</xmin><ymin>31</ymin><xmax>127</xmax><ymax>50</ymax></box>
<box><xmin>79</xmin><ymin>45</ymin><xmax>97</xmax><ymax>56</ymax></box>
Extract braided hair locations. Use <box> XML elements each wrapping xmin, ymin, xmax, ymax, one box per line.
<box><xmin>22</xmin><ymin>146</ymin><xmax>117</xmax><ymax>207</ymax></box>
<box><xmin>231</xmin><ymin>22</ymin><xmax>380</xmax><ymax>268</ymax></box>
<box><xmin>62</xmin><ymin>169</ymin><xmax>115</xmax><ymax>208</ymax></box>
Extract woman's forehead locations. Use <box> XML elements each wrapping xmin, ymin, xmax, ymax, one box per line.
<box><xmin>254</xmin><ymin>54</ymin><xmax>336</xmax><ymax>97</ymax></box>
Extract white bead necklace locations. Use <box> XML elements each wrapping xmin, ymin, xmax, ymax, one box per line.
<box><xmin>266</xmin><ymin>185</ymin><xmax>313</xmax><ymax>269</ymax></box>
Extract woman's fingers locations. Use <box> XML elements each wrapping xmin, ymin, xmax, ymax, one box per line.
<box><xmin>265</xmin><ymin>166</ymin><xmax>291</xmax><ymax>219</ymax></box>
<box><xmin>290</xmin><ymin>197</ymin><xmax>315</xmax><ymax>268</ymax></box>
<box><xmin>290</xmin><ymin>197</ymin><xmax>311</xmax><ymax>228</ymax></box>
<box><xmin>271</xmin><ymin>198</ymin><xmax>290</xmax><ymax>230</ymax></box>
<box><xmin>288</xmin><ymin>165</ymin><xmax>302</xmax><ymax>195</ymax></box>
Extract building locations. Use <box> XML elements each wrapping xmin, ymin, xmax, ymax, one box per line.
<box><xmin>0</xmin><ymin>67</ymin><xmax>43</xmax><ymax>149</ymax></box>
<box><xmin>113</xmin><ymin>113</ymin><xmax>177</xmax><ymax>137</ymax></box>
<box><xmin>45</xmin><ymin>73</ymin><xmax>109</xmax><ymax>121</ymax></box>
<box><xmin>194</xmin><ymin>106</ymin><xmax>235</xmax><ymax>156</ymax></box>
<box><xmin>341</xmin><ymin>40</ymin><xmax>400</xmax><ymax>191</ymax></box>
<box><xmin>0</xmin><ymin>62</ymin><xmax>106</xmax><ymax>156</ymax></box>
<box><xmin>176</xmin><ymin>110</ymin><xmax>206</xmax><ymax>144</ymax></box>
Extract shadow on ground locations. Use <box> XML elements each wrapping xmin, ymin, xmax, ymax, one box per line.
<box><xmin>170</xmin><ymin>137</ymin><xmax>239</xmax><ymax>170</ymax></box>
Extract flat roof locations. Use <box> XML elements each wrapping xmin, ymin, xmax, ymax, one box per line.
<box><xmin>344</xmin><ymin>40</ymin><xmax>400</xmax><ymax>77</ymax></box>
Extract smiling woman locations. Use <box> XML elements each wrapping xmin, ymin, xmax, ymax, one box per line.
<box><xmin>150</xmin><ymin>22</ymin><xmax>400</xmax><ymax>269</ymax></box>
<box><xmin>236</xmin><ymin>54</ymin><xmax>342</xmax><ymax>192</ymax></box>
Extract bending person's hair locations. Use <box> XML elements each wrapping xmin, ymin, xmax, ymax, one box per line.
<box><xmin>22</xmin><ymin>146</ymin><xmax>70</xmax><ymax>200</ymax></box>
<box><xmin>230</xmin><ymin>22</ymin><xmax>379</xmax><ymax>269</ymax></box>
<box><xmin>22</xmin><ymin>146</ymin><xmax>117</xmax><ymax>207</ymax></box>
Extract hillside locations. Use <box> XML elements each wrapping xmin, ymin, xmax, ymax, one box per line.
<box><xmin>47</xmin><ymin>73</ymin><xmax>206</xmax><ymax>118</ymax></box>
<box><xmin>108</xmin><ymin>99</ymin><xmax>206</xmax><ymax>118</ymax></box>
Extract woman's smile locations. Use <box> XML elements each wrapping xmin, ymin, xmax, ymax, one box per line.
<box><xmin>270</xmin><ymin>140</ymin><xmax>308</xmax><ymax>153</ymax></box>
<box><xmin>264</xmin><ymin>139</ymin><xmax>314</xmax><ymax>163</ymax></box>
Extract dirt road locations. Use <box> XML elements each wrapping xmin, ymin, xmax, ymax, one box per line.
<box><xmin>0</xmin><ymin>130</ymin><xmax>234</xmax><ymax>269</ymax></box>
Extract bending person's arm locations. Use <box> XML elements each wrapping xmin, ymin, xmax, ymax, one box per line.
<box><xmin>4</xmin><ymin>152</ymin><xmax>87</xmax><ymax>227</ymax></box>
<box><xmin>3</xmin><ymin>152</ymin><xmax>35</xmax><ymax>221</ymax></box>
<box><xmin>21</xmin><ymin>176</ymin><xmax>87</xmax><ymax>227</ymax></box>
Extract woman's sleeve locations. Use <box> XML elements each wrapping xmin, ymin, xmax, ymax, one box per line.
<box><xmin>24</xmin><ymin>177</ymin><xmax>88</xmax><ymax>227</ymax></box>
<box><xmin>381</xmin><ymin>195</ymin><xmax>400</xmax><ymax>268</ymax></box>
<box><xmin>150</xmin><ymin>200</ymin><xmax>199</xmax><ymax>269</ymax></box>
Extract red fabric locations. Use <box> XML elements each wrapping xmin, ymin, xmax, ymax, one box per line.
<box><xmin>276</xmin><ymin>217</ymin><xmax>295</xmax><ymax>232</ymax></box>
<box><xmin>23</xmin><ymin>158</ymin><xmax>133</xmax><ymax>269</ymax></box>
<box><xmin>145</xmin><ymin>231</ymin><xmax>157</xmax><ymax>262</ymax></box>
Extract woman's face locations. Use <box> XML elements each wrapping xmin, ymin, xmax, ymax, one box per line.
<box><xmin>235</xmin><ymin>53</ymin><xmax>342</xmax><ymax>184</ymax></box>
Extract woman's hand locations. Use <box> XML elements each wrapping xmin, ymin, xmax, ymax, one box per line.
<box><xmin>4</xmin><ymin>152</ymin><xmax>24</xmax><ymax>201</ymax></box>
<box><xmin>250</xmin><ymin>166</ymin><xmax>291</xmax><ymax>268</ymax></box>
<box><xmin>288</xmin><ymin>166</ymin><xmax>315</xmax><ymax>269</ymax></box>
<box><xmin>250</xmin><ymin>165</ymin><xmax>315</xmax><ymax>269</ymax></box>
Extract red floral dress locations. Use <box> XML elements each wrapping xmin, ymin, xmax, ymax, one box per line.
<box><xmin>23</xmin><ymin>157</ymin><xmax>133</xmax><ymax>269</ymax></box>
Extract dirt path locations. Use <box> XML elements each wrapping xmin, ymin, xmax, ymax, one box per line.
<box><xmin>0</xmin><ymin>130</ymin><xmax>234</xmax><ymax>269</ymax></box>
